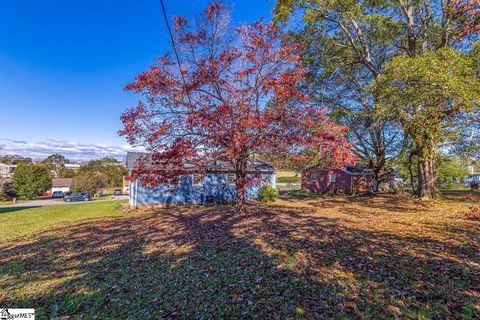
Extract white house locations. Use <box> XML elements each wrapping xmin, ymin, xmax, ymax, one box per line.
<box><xmin>0</xmin><ymin>163</ymin><xmax>16</xmax><ymax>178</ymax></box>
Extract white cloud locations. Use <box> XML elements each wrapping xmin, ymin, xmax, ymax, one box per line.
<box><xmin>0</xmin><ymin>139</ymin><xmax>143</xmax><ymax>162</ymax></box>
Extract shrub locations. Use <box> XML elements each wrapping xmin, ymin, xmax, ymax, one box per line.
<box><xmin>258</xmin><ymin>185</ymin><xmax>279</xmax><ymax>202</ymax></box>
<box><xmin>74</xmin><ymin>171</ymin><xmax>108</xmax><ymax>195</ymax></box>
<box><xmin>0</xmin><ymin>178</ymin><xmax>14</xmax><ymax>200</ymax></box>
<box><xmin>13</xmin><ymin>163</ymin><xmax>51</xmax><ymax>199</ymax></box>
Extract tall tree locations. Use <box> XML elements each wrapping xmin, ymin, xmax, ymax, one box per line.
<box><xmin>274</xmin><ymin>0</ymin><xmax>405</xmax><ymax>191</ymax></box>
<box><xmin>120</xmin><ymin>1</ymin><xmax>354</xmax><ymax>212</ymax></box>
<box><xmin>80</xmin><ymin>157</ymin><xmax>127</xmax><ymax>187</ymax></box>
<box><xmin>42</xmin><ymin>154</ymin><xmax>68</xmax><ymax>178</ymax></box>
<box><xmin>371</xmin><ymin>48</ymin><xmax>480</xmax><ymax>198</ymax></box>
<box><xmin>274</xmin><ymin>0</ymin><xmax>480</xmax><ymax>198</ymax></box>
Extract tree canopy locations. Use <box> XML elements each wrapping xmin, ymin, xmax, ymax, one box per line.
<box><xmin>80</xmin><ymin>157</ymin><xmax>127</xmax><ymax>188</ymax></box>
<box><xmin>74</xmin><ymin>171</ymin><xmax>108</xmax><ymax>195</ymax></box>
<box><xmin>12</xmin><ymin>163</ymin><xmax>51</xmax><ymax>199</ymax></box>
<box><xmin>120</xmin><ymin>1</ymin><xmax>354</xmax><ymax>212</ymax></box>
<box><xmin>42</xmin><ymin>154</ymin><xmax>68</xmax><ymax>178</ymax></box>
<box><xmin>274</xmin><ymin>0</ymin><xmax>480</xmax><ymax>197</ymax></box>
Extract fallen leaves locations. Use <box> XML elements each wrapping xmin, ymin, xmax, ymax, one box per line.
<box><xmin>0</xmin><ymin>194</ymin><xmax>479</xmax><ymax>318</ymax></box>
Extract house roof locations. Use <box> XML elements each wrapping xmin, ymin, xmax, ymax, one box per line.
<box><xmin>345</xmin><ymin>166</ymin><xmax>375</xmax><ymax>175</ymax></box>
<box><xmin>52</xmin><ymin>178</ymin><xmax>74</xmax><ymax>187</ymax></box>
<box><xmin>304</xmin><ymin>165</ymin><xmax>374</xmax><ymax>176</ymax></box>
<box><xmin>126</xmin><ymin>152</ymin><xmax>276</xmax><ymax>173</ymax></box>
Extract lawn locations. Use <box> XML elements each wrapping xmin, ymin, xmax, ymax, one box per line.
<box><xmin>276</xmin><ymin>176</ymin><xmax>302</xmax><ymax>184</ymax></box>
<box><xmin>0</xmin><ymin>195</ymin><xmax>479</xmax><ymax>319</ymax></box>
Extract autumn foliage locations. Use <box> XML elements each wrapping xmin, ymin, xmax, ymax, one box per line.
<box><xmin>450</xmin><ymin>0</ymin><xmax>480</xmax><ymax>39</ymax></box>
<box><xmin>120</xmin><ymin>1</ymin><xmax>354</xmax><ymax>211</ymax></box>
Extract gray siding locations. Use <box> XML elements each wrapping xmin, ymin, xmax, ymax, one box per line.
<box><xmin>129</xmin><ymin>173</ymin><xmax>275</xmax><ymax>207</ymax></box>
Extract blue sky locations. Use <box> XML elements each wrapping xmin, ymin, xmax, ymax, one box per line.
<box><xmin>0</xmin><ymin>0</ymin><xmax>274</xmax><ymax>160</ymax></box>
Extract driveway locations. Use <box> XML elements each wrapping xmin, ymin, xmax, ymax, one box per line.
<box><xmin>0</xmin><ymin>195</ymin><xmax>129</xmax><ymax>208</ymax></box>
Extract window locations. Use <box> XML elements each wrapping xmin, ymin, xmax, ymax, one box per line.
<box><xmin>330</xmin><ymin>174</ymin><xmax>337</xmax><ymax>183</ymax></box>
<box><xmin>227</xmin><ymin>173</ymin><xmax>236</xmax><ymax>185</ymax></box>
<box><xmin>192</xmin><ymin>173</ymin><xmax>204</xmax><ymax>186</ymax></box>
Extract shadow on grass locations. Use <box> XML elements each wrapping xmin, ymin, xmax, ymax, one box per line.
<box><xmin>0</xmin><ymin>206</ymin><xmax>41</xmax><ymax>214</ymax></box>
<box><xmin>0</xmin><ymin>204</ymin><xmax>478</xmax><ymax>319</ymax></box>
<box><xmin>440</xmin><ymin>189</ymin><xmax>480</xmax><ymax>202</ymax></box>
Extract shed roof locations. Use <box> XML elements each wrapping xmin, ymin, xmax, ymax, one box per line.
<box><xmin>304</xmin><ymin>165</ymin><xmax>374</xmax><ymax>176</ymax></box>
<box><xmin>52</xmin><ymin>178</ymin><xmax>74</xmax><ymax>187</ymax></box>
<box><xmin>126</xmin><ymin>152</ymin><xmax>275</xmax><ymax>173</ymax></box>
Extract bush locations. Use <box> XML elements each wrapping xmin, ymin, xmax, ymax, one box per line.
<box><xmin>258</xmin><ymin>185</ymin><xmax>279</xmax><ymax>202</ymax></box>
<box><xmin>0</xmin><ymin>178</ymin><xmax>14</xmax><ymax>200</ymax></box>
<box><xmin>13</xmin><ymin>163</ymin><xmax>51</xmax><ymax>199</ymax></box>
<box><xmin>74</xmin><ymin>171</ymin><xmax>108</xmax><ymax>195</ymax></box>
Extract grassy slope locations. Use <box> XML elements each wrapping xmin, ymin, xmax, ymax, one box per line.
<box><xmin>0</xmin><ymin>196</ymin><xmax>479</xmax><ymax>319</ymax></box>
<box><xmin>0</xmin><ymin>201</ymin><xmax>128</xmax><ymax>242</ymax></box>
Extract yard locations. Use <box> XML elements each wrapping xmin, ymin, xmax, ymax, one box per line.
<box><xmin>0</xmin><ymin>195</ymin><xmax>479</xmax><ymax>319</ymax></box>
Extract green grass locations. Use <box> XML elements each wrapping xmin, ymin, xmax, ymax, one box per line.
<box><xmin>276</xmin><ymin>176</ymin><xmax>301</xmax><ymax>183</ymax></box>
<box><xmin>283</xmin><ymin>189</ymin><xmax>327</xmax><ymax>198</ymax></box>
<box><xmin>0</xmin><ymin>199</ymin><xmax>29</xmax><ymax>205</ymax></box>
<box><xmin>0</xmin><ymin>196</ymin><xmax>479</xmax><ymax>319</ymax></box>
<box><xmin>0</xmin><ymin>201</ymin><xmax>128</xmax><ymax>242</ymax></box>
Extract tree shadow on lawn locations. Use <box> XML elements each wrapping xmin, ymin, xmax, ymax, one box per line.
<box><xmin>0</xmin><ymin>204</ymin><xmax>479</xmax><ymax>319</ymax></box>
<box><xmin>0</xmin><ymin>206</ymin><xmax>42</xmax><ymax>214</ymax></box>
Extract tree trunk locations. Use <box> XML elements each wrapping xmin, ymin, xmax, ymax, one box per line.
<box><xmin>408</xmin><ymin>150</ymin><xmax>417</xmax><ymax>194</ymax></box>
<box><xmin>235</xmin><ymin>159</ymin><xmax>248</xmax><ymax>214</ymax></box>
<box><xmin>416</xmin><ymin>157</ymin><xmax>438</xmax><ymax>200</ymax></box>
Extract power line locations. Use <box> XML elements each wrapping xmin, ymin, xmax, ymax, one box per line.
<box><xmin>159</xmin><ymin>0</ymin><xmax>192</xmax><ymax>104</ymax></box>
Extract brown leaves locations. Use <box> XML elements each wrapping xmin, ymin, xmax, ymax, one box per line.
<box><xmin>458</xmin><ymin>206</ymin><xmax>480</xmax><ymax>221</ymax></box>
<box><xmin>1</xmin><ymin>195</ymin><xmax>479</xmax><ymax>318</ymax></box>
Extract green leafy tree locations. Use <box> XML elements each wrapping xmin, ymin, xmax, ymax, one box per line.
<box><xmin>274</xmin><ymin>0</ymin><xmax>480</xmax><ymax>198</ymax></box>
<box><xmin>12</xmin><ymin>163</ymin><xmax>51</xmax><ymax>199</ymax></box>
<box><xmin>0</xmin><ymin>155</ymin><xmax>32</xmax><ymax>165</ymax></box>
<box><xmin>42</xmin><ymin>154</ymin><xmax>68</xmax><ymax>178</ymax></box>
<box><xmin>60</xmin><ymin>168</ymin><xmax>78</xmax><ymax>179</ymax></box>
<box><xmin>437</xmin><ymin>155</ymin><xmax>469</xmax><ymax>188</ymax></box>
<box><xmin>273</xmin><ymin>0</ymin><xmax>406</xmax><ymax>189</ymax></box>
<box><xmin>371</xmin><ymin>48</ymin><xmax>480</xmax><ymax>198</ymax></box>
<box><xmin>74</xmin><ymin>171</ymin><xmax>108</xmax><ymax>195</ymax></box>
<box><xmin>80</xmin><ymin>157</ymin><xmax>127</xmax><ymax>187</ymax></box>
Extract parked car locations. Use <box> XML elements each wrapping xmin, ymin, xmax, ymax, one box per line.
<box><xmin>51</xmin><ymin>191</ymin><xmax>65</xmax><ymax>199</ymax></box>
<box><xmin>63</xmin><ymin>192</ymin><xmax>91</xmax><ymax>202</ymax></box>
<box><xmin>113</xmin><ymin>188</ymin><xmax>122</xmax><ymax>196</ymax></box>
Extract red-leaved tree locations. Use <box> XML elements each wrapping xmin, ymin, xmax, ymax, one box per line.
<box><xmin>120</xmin><ymin>1</ymin><xmax>355</xmax><ymax>212</ymax></box>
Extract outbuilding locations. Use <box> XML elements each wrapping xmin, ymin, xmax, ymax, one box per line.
<box><xmin>126</xmin><ymin>152</ymin><xmax>276</xmax><ymax>208</ymax></box>
<box><xmin>51</xmin><ymin>178</ymin><xmax>75</xmax><ymax>194</ymax></box>
<box><xmin>302</xmin><ymin>166</ymin><xmax>375</xmax><ymax>194</ymax></box>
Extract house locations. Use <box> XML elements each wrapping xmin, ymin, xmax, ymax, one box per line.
<box><xmin>0</xmin><ymin>163</ymin><xmax>16</xmax><ymax>178</ymax></box>
<box><xmin>51</xmin><ymin>178</ymin><xmax>75</xmax><ymax>193</ymax></box>
<box><xmin>302</xmin><ymin>166</ymin><xmax>375</xmax><ymax>194</ymax></box>
<box><xmin>64</xmin><ymin>163</ymin><xmax>81</xmax><ymax>170</ymax></box>
<box><xmin>126</xmin><ymin>152</ymin><xmax>276</xmax><ymax>208</ymax></box>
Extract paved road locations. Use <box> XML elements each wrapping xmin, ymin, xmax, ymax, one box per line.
<box><xmin>0</xmin><ymin>195</ymin><xmax>129</xmax><ymax>208</ymax></box>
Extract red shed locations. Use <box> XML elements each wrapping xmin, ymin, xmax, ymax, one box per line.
<box><xmin>302</xmin><ymin>166</ymin><xmax>375</xmax><ymax>194</ymax></box>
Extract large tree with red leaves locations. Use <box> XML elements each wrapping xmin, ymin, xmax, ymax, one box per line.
<box><xmin>120</xmin><ymin>1</ymin><xmax>354</xmax><ymax>212</ymax></box>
